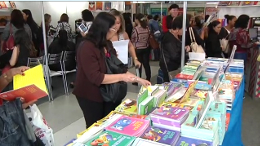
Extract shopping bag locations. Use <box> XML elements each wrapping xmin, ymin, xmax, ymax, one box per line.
<box><xmin>26</xmin><ymin>104</ymin><xmax>54</xmax><ymax>146</ymax></box>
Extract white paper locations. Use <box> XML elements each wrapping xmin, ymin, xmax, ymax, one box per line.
<box><xmin>189</xmin><ymin>52</ymin><xmax>206</xmax><ymax>61</ymax></box>
<box><xmin>112</xmin><ymin>40</ymin><xmax>129</xmax><ymax>64</ymax></box>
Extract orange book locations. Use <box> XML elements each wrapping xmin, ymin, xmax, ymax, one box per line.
<box><xmin>0</xmin><ymin>84</ymin><xmax>47</xmax><ymax>102</ymax></box>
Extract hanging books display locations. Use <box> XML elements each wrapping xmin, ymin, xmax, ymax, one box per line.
<box><xmin>88</xmin><ymin>2</ymin><xmax>96</xmax><ymax>11</ymax></box>
<box><xmin>95</xmin><ymin>2</ymin><xmax>103</xmax><ymax>10</ymax></box>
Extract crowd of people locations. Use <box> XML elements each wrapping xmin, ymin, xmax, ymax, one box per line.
<box><xmin>0</xmin><ymin>3</ymin><xmax>258</xmax><ymax>142</ymax></box>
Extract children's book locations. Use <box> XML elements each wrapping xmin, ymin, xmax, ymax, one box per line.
<box><xmin>85</xmin><ymin>131</ymin><xmax>135</xmax><ymax>146</ymax></box>
<box><xmin>132</xmin><ymin>138</ymin><xmax>169</xmax><ymax>146</ymax></box>
<box><xmin>139</xmin><ymin>96</ymin><xmax>154</xmax><ymax>115</ymax></box>
<box><xmin>115</xmin><ymin>99</ymin><xmax>137</xmax><ymax>115</ymax></box>
<box><xmin>152</xmin><ymin>89</ymin><xmax>167</xmax><ymax>107</ymax></box>
<box><xmin>176</xmin><ymin>136</ymin><xmax>213</xmax><ymax>146</ymax></box>
<box><xmin>140</xmin><ymin>126</ymin><xmax>180</xmax><ymax>145</ymax></box>
<box><xmin>137</xmin><ymin>89</ymin><xmax>148</xmax><ymax>113</ymax></box>
<box><xmin>106</xmin><ymin>115</ymin><xmax>150</xmax><ymax>137</ymax></box>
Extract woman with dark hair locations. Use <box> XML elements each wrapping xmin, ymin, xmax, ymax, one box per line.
<box><xmin>122</xmin><ymin>13</ymin><xmax>133</xmax><ymax>38</ymax></box>
<box><xmin>48</xmin><ymin>29</ymin><xmax>76</xmax><ymax>71</ymax></box>
<box><xmin>109</xmin><ymin>9</ymin><xmax>141</xmax><ymax>69</ymax></box>
<box><xmin>160</xmin><ymin>15</ymin><xmax>190</xmax><ymax>82</ymax></box>
<box><xmin>1</xmin><ymin>9</ymin><xmax>32</xmax><ymax>52</ymax></box>
<box><xmin>82</xmin><ymin>9</ymin><xmax>94</xmax><ymax>22</ymax></box>
<box><xmin>148</xmin><ymin>14</ymin><xmax>162</xmax><ymax>41</ymax></box>
<box><xmin>219</xmin><ymin>15</ymin><xmax>236</xmax><ymax>39</ymax></box>
<box><xmin>54</xmin><ymin>13</ymin><xmax>73</xmax><ymax>41</ymax></box>
<box><xmin>131</xmin><ymin>13</ymin><xmax>151</xmax><ymax>81</ymax></box>
<box><xmin>73</xmin><ymin>12</ymin><xmax>150</xmax><ymax>128</ymax></box>
<box><xmin>205</xmin><ymin>20</ymin><xmax>223</xmax><ymax>58</ymax></box>
<box><xmin>22</xmin><ymin>9</ymin><xmax>40</xmax><ymax>56</ymax></box>
<box><xmin>193</xmin><ymin>15</ymin><xmax>206</xmax><ymax>40</ymax></box>
<box><xmin>229</xmin><ymin>14</ymin><xmax>256</xmax><ymax>64</ymax></box>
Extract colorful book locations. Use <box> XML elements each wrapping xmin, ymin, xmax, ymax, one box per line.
<box><xmin>152</xmin><ymin>89</ymin><xmax>167</xmax><ymax>107</ymax></box>
<box><xmin>106</xmin><ymin>115</ymin><xmax>150</xmax><ymax>137</ymax></box>
<box><xmin>140</xmin><ymin>126</ymin><xmax>180</xmax><ymax>145</ymax></box>
<box><xmin>176</xmin><ymin>136</ymin><xmax>213</xmax><ymax>146</ymax></box>
<box><xmin>139</xmin><ymin>96</ymin><xmax>154</xmax><ymax>115</ymax></box>
<box><xmin>150</xmin><ymin>106</ymin><xmax>189</xmax><ymax>131</ymax></box>
<box><xmin>115</xmin><ymin>99</ymin><xmax>137</xmax><ymax>115</ymax></box>
<box><xmin>85</xmin><ymin>131</ymin><xmax>135</xmax><ymax>146</ymax></box>
<box><xmin>137</xmin><ymin>89</ymin><xmax>149</xmax><ymax>113</ymax></box>
<box><xmin>132</xmin><ymin>138</ymin><xmax>169</xmax><ymax>146</ymax></box>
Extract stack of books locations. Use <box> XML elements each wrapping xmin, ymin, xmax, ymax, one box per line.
<box><xmin>150</xmin><ymin>106</ymin><xmax>189</xmax><ymax>131</ymax></box>
<box><xmin>105</xmin><ymin>115</ymin><xmax>150</xmax><ymax>137</ymax></box>
<box><xmin>218</xmin><ymin>80</ymin><xmax>235</xmax><ymax>111</ymax></box>
<box><xmin>176</xmin><ymin>136</ymin><xmax>213</xmax><ymax>146</ymax></box>
<box><xmin>140</xmin><ymin>126</ymin><xmax>180</xmax><ymax>146</ymax></box>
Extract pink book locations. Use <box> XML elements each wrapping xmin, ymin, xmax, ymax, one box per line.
<box><xmin>151</xmin><ymin>106</ymin><xmax>189</xmax><ymax>122</ymax></box>
<box><xmin>105</xmin><ymin>115</ymin><xmax>150</xmax><ymax>137</ymax></box>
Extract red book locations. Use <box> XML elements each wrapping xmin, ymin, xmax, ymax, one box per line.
<box><xmin>0</xmin><ymin>84</ymin><xmax>47</xmax><ymax>103</ymax></box>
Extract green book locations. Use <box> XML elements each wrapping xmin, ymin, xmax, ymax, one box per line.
<box><xmin>85</xmin><ymin>131</ymin><xmax>135</xmax><ymax>146</ymax></box>
<box><xmin>139</xmin><ymin>96</ymin><xmax>154</xmax><ymax>115</ymax></box>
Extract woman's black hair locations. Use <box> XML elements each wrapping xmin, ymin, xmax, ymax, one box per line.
<box><xmin>195</xmin><ymin>16</ymin><xmax>203</xmax><ymax>28</ymax></box>
<box><xmin>14</xmin><ymin>29</ymin><xmax>34</xmax><ymax>53</ymax></box>
<box><xmin>86</xmin><ymin>12</ymin><xmax>115</xmax><ymax>51</ymax></box>
<box><xmin>81</xmin><ymin>9</ymin><xmax>94</xmax><ymax>22</ymax></box>
<box><xmin>171</xmin><ymin>14</ymin><xmax>190</xmax><ymax>30</ymax></box>
<box><xmin>169</xmin><ymin>4</ymin><xmax>179</xmax><ymax>11</ymax></box>
<box><xmin>147</xmin><ymin>15</ymin><xmax>153</xmax><ymax>20</ymax></box>
<box><xmin>235</xmin><ymin>14</ymin><xmax>250</xmax><ymax>29</ymax></box>
<box><xmin>22</xmin><ymin>9</ymin><xmax>38</xmax><ymax>28</ymax></box>
<box><xmin>135</xmin><ymin>13</ymin><xmax>147</xmax><ymax>28</ymax></box>
<box><xmin>123</xmin><ymin>13</ymin><xmax>132</xmax><ymax>25</ymax></box>
<box><xmin>208</xmin><ymin>20</ymin><xmax>221</xmax><ymax>33</ymax></box>
<box><xmin>224</xmin><ymin>15</ymin><xmax>236</xmax><ymax>24</ymax></box>
<box><xmin>153</xmin><ymin>15</ymin><xmax>159</xmax><ymax>21</ymax></box>
<box><xmin>11</xmin><ymin>9</ymin><xmax>25</xmax><ymax>29</ymax></box>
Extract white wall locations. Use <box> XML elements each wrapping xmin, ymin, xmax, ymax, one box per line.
<box><xmin>218</xmin><ymin>6</ymin><xmax>260</xmax><ymax>18</ymax></box>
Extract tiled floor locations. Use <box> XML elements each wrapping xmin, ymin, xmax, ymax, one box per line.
<box><xmin>36</xmin><ymin>62</ymin><xmax>260</xmax><ymax>146</ymax></box>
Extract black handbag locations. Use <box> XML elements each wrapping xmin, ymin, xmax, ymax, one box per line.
<box><xmin>100</xmin><ymin>53</ymin><xmax>128</xmax><ymax>103</ymax></box>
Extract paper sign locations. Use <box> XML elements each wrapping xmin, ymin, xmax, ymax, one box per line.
<box><xmin>112</xmin><ymin>40</ymin><xmax>129</xmax><ymax>64</ymax></box>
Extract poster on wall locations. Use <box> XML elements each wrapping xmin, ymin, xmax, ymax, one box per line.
<box><xmin>96</xmin><ymin>2</ymin><xmax>103</xmax><ymax>10</ymax></box>
<box><xmin>0</xmin><ymin>2</ymin><xmax>7</xmax><ymax>9</ymax></box>
<box><xmin>9</xmin><ymin>1</ymin><xmax>16</xmax><ymax>9</ymax></box>
<box><xmin>104</xmin><ymin>2</ymin><xmax>111</xmax><ymax>11</ymax></box>
<box><xmin>89</xmin><ymin>2</ymin><xmax>96</xmax><ymax>11</ymax></box>
<box><xmin>125</xmin><ymin>1</ymin><xmax>131</xmax><ymax>11</ymax></box>
<box><xmin>150</xmin><ymin>8</ymin><xmax>167</xmax><ymax>16</ymax></box>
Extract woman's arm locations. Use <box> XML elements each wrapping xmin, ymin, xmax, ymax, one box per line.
<box><xmin>9</xmin><ymin>46</ymin><xmax>19</xmax><ymax>66</ymax></box>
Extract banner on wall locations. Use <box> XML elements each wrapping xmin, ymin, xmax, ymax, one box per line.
<box><xmin>104</xmin><ymin>2</ymin><xmax>111</xmax><ymax>10</ymax></box>
<box><xmin>229</xmin><ymin>1</ymin><xmax>241</xmax><ymax>6</ymax></box>
<box><xmin>89</xmin><ymin>2</ymin><xmax>96</xmax><ymax>11</ymax></box>
<box><xmin>0</xmin><ymin>2</ymin><xmax>7</xmax><ymax>9</ymax></box>
<box><xmin>96</xmin><ymin>2</ymin><xmax>103</xmax><ymax>10</ymax></box>
<box><xmin>125</xmin><ymin>1</ymin><xmax>131</xmax><ymax>11</ymax></box>
<box><xmin>150</xmin><ymin>8</ymin><xmax>167</xmax><ymax>16</ymax></box>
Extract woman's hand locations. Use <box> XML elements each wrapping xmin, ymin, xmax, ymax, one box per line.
<box><xmin>134</xmin><ymin>59</ymin><xmax>141</xmax><ymax>68</ymax></box>
<box><xmin>185</xmin><ymin>46</ymin><xmax>191</xmax><ymax>52</ymax></box>
<box><xmin>137</xmin><ymin>78</ymin><xmax>151</xmax><ymax>87</ymax></box>
<box><xmin>20</xmin><ymin>97</ymin><xmax>37</xmax><ymax>109</ymax></box>
<box><xmin>121</xmin><ymin>72</ymin><xmax>137</xmax><ymax>83</ymax></box>
<box><xmin>8</xmin><ymin>66</ymin><xmax>30</xmax><ymax>77</ymax></box>
<box><xmin>80</xmin><ymin>32</ymin><xmax>87</xmax><ymax>37</ymax></box>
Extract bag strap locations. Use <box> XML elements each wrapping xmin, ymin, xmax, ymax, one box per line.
<box><xmin>160</xmin><ymin>44</ymin><xmax>171</xmax><ymax>81</ymax></box>
<box><xmin>189</xmin><ymin>27</ymin><xmax>194</xmax><ymax>43</ymax></box>
<box><xmin>190</xmin><ymin>27</ymin><xmax>196</xmax><ymax>43</ymax></box>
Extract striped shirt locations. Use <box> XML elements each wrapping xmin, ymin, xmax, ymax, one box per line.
<box><xmin>131</xmin><ymin>26</ymin><xmax>150</xmax><ymax>49</ymax></box>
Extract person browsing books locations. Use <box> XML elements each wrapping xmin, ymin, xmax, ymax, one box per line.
<box><xmin>73</xmin><ymin>12</ymin><xmax>151</xmax><ymax>128</ymax></box>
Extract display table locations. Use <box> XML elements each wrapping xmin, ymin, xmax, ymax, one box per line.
<box><xmin>222</xmin><ymin>78</ymin><xmax>244</xmax><ymax>146</ymax></box>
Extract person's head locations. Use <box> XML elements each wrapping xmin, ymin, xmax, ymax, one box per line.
<box><xmin>44</xmin><ymin>13</ymin><xmax>51</xmax><ymax>26</ymax></box>
<box><xmin>147</xmin><ymin>15</ymin><xmax>153</xmax><ymax>20</ymax></box>
<box><xmin>10</xmin><ymin>9</ymin><xmax>25</xmax><ymax>29</ymax></box>
<box><xmin>109</xmin><ymin>9</ymin><xmax>125</xmax><ymax>33</ymax></box>
<box><xmin>60</xmin><ymin>13</ymin><xmax>69</xmax><ymax>23</ymax></box>
<box><xmin>235</xmin><ymin>14</ymin><xmax>250</xmax><ymax>29</ymax></box>
<box><xmin>169</xmin><ymin>4</ymin><xmax>179</xmax><ymax>18</ymax></box>
<box><xmin>81</xmin><ymin>9</ymin><xmax>94</xmax><ymax>22</ymax></box>
<box><xmin>208</xmin><ymin>20</ymin><xmax>222</xmax><ymax>34</ymax></box>
<box><xmin>153</xmin><ymin>15</ymin><xmax>160</xmax><ymax>21</ymax></box>
<box><xmin>187</xmin><ymin>14</ymin><xmax>195</xmax><ymax>26</ymax></box>
<box><xmin>170</xmin><ymin>15</ymin><xmax>189</xmax><ymax>36</ymax></box>
<box><xmin>225</xmin><ymin>15</ymin><xmax>236</xmax><ymax>27</ymax></box>
<box><xmin>135</xmin><ymin>13</ymin><xmax>148</xmax><ymax>28</ymax></box>
<box><xmin>195</xmin><ymin>15</ymin><xmax>204</xmax><ymax>28</ymax></box>
<box><xmin>86</xmin><ymin>12</ymin><xmax>116</xmax><ymax>49</ymax></box>
<box><xmin>22</xmin><ymin>9</ymin><xmax>35</xmax><ymax>24</ymax></box>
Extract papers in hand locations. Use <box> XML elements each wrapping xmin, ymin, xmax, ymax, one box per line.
<box><xmin>112</xmin><ymin>40</ymin><xmax>129</xmax><ymax>64</ymax></box>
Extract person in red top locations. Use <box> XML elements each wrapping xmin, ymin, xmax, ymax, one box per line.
<box><xmin>0</xmin><ymin>66</ymin><xmax>37</xmax><ymax>107</ymax></box>
<box><xmin>162</xmin><ymin>4</ymin><xmax>179</xmax><ymax>33</ymax></box>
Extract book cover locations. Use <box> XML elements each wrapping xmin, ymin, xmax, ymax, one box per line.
<box><xmin>85</xmin><ymin>131</ymin><xmax>135</xmax><ymax>146</ymax></box>
<box><xmin>139</xmin><ymin>96</ymin><xmax>154</xmax><ymax>115</ymax></box>
<box><xmin>152</xmin><ymin>106</ymin><xmax>189</xmax><ymax>121</ymax></box>
<box><xmin>140</xmin><ymin>126</ymin><xmax>180</xmax><ymax>145</ymax></box>
<box><xmin>132</xmin><ymin>138</ymin><xmax>168</xmax><ymax>146</ymax></box>
<box><xmin>115</xmin><ymin>99</ymin><xmax>137</xmax><ymax>115</ymax></box>
<box><xmin>0</xmin><ymin>84</ymin><xmax>47</xmax><ymax>102</ymax></box>
<box><xmin>106</xmin><ymin>115</ymin><xmax>149</xmax><ymax>136</ymax></box>
<box><xmin>176</xmin><ymin>137</ymin><xmax>213</xmax><ymax>146</ymax></box>
<box><xmin>137</xmin><ymin>89</ymin><xmax>148</xmax><ymax>113</ymax></box>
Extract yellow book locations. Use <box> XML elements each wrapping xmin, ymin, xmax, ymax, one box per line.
<box><xmin>115</xmin><ymin>98</ymin><xmax>137</xmax><ymax>115</ymax></box>
<box><xmin>13</xmin><ymin>64</ymin><xmax>48</xmax><ymax>93</ymax></box>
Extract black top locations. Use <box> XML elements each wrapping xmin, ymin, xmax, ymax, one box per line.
<box><xmin>219</xmin><ymin>27</ymin><xmax>229</xmax><ymax>40</ymax></box>
<box><xmin>185</xmin><ymin>27</ymin><xmax>204</xmax><ymax>48</ymax></box>
<box><xmin>15</xmin><ymin>45</ymin><xmax>30</xmax><ymax>67</ymax></box>
<box><xmin>166</xmin><ymin>15</ymin><xmax>173</xmax><ymax>30</ymax></box>
<box><xmin>205</xmin><ymin>32</ymin><xmax>222</xmax><ymax>58</ymax></box>
<box><xmin>160</xmin><ymin>31</ymin><xmax>186</xmax><ymax>71</ymax></box>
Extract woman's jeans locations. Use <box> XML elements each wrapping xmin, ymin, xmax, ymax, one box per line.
<box><xmin>234</xmin><ymin>52</ymin><xmax>247</xmax><ymax>67</ymax></box>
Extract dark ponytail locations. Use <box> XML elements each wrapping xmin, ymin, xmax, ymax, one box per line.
<box><xmin>135</xmin><ymin>13</ymin><xmax>148</xmax><ymax>29</ymax></box>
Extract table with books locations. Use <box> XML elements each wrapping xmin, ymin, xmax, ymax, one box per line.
<box><xmin>65</xmin><ymin>57</ymin><xmax>244</xmax><ymax>146</ymax></box>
